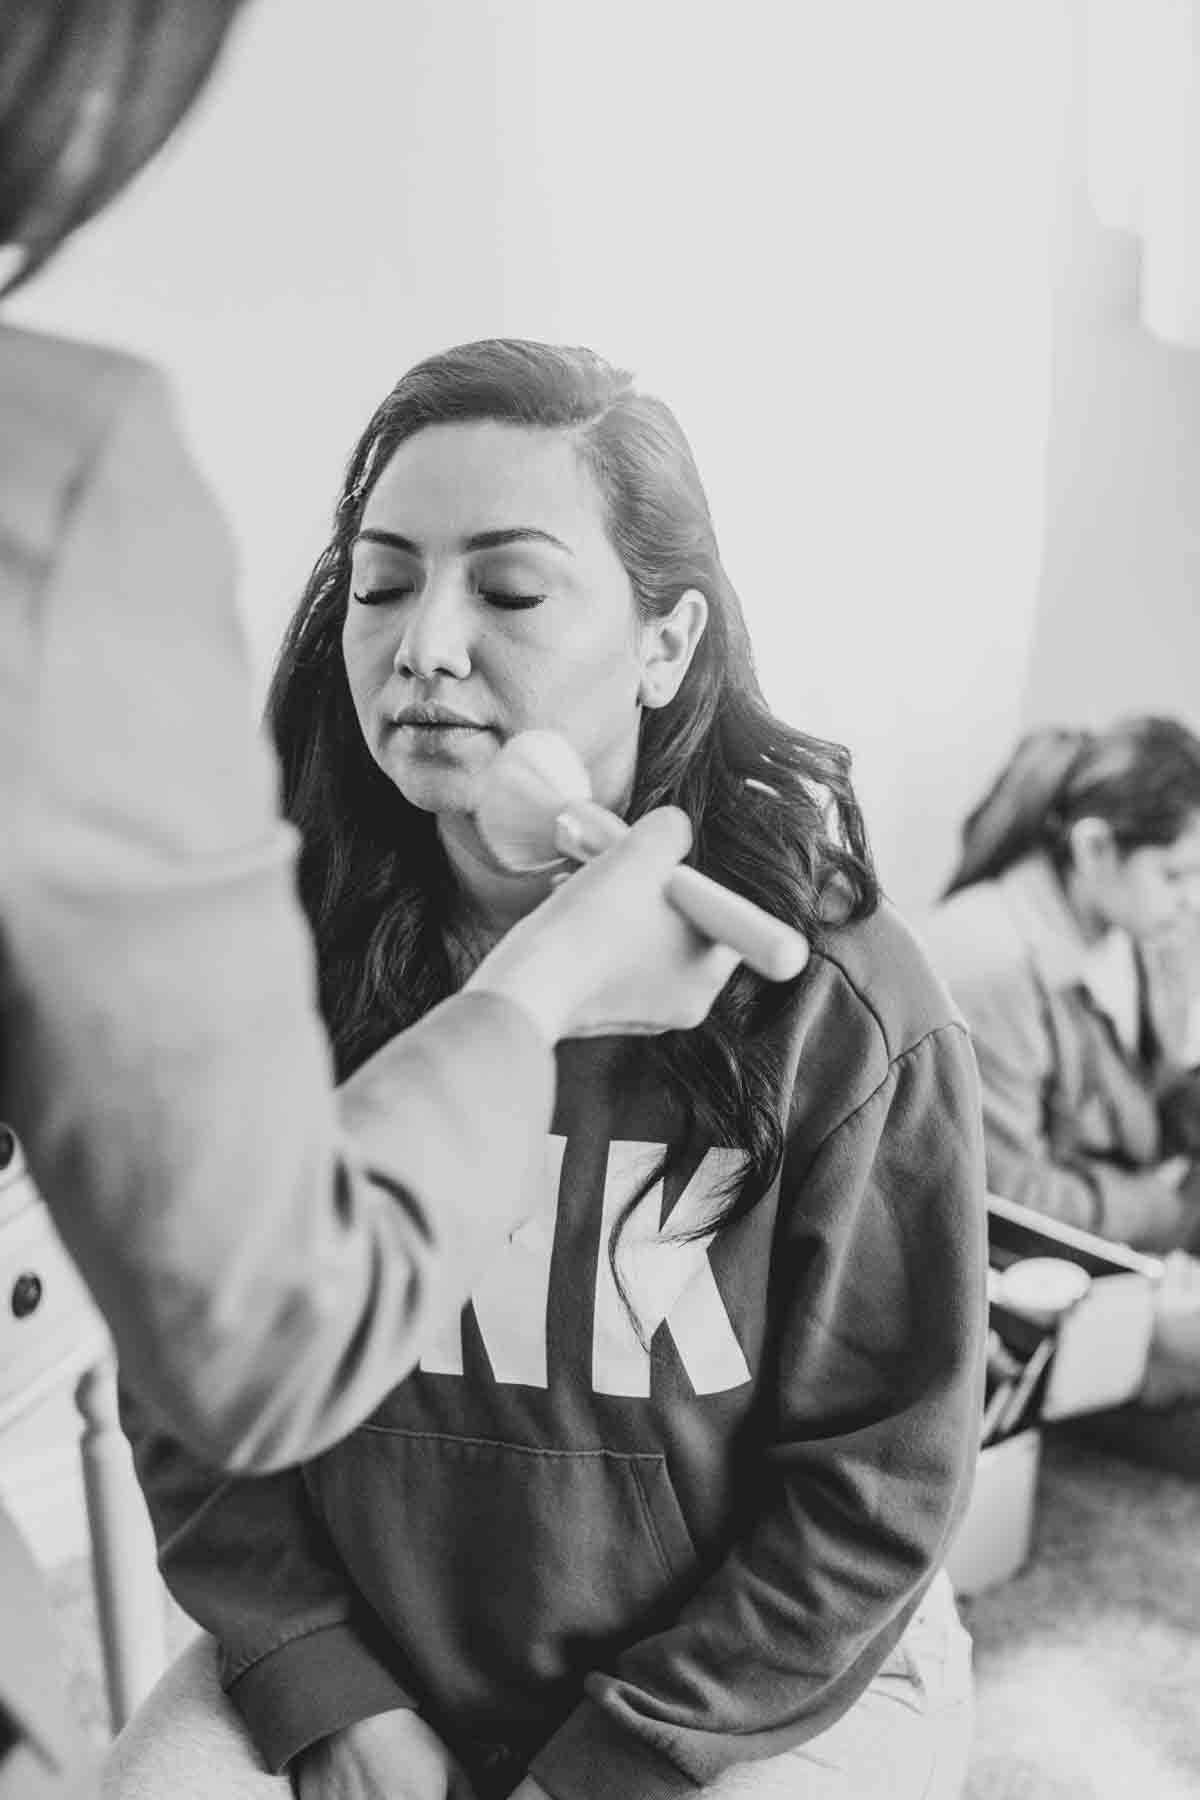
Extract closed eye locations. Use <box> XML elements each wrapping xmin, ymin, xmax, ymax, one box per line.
<box><xmin>352</xmin><ymin>586</ymin><xmax>413</xmax><ymax>607</ymax></box>
<box><xmin>480</xmin><ymin>590</ymin><xmax>546</xmax><ymax>611</ymax></box>
<box><xmin>351</xmin><ymin>585</ymin><xmax>546</xmax><ymax>611</ymax></box>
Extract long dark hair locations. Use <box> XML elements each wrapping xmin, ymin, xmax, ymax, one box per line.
<box><xmin>944</xmin><ymin>717</ymin><xmax>1200</xmax><ymax>898</ymax></box>
<box><xmin>268</xmin><ymin>339</ymin><xmax>879</xmax><ymax>1276</ymax></box>
<box><xmin>0</xmin><ymin>0</ymin><xmax>248</xmax><ymax>296</ymax></box>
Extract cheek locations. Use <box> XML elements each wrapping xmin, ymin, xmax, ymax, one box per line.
<box><xmin>1155</xmin><ymin>883</ymin><xmax>1184</xmax><ymax>923</ymax></box>
<box><xmin>575</xmin><ymin>609</ymin><xmax>644</xmax><ymax>696</ymax></box>
<box><xmin>341</xmin><ymin>620</ymin><xmax>389</xmax><ymax>711</ymax></box>
<box><xmin>1128</xmin><ymin>871</ymin><xmax>1173</xmax><ymax>930</ymax></box>
<box><xmin>543</xmin><ymin>656</ymin><xmax>641</xmax><ymax>745</ymax></box>
<box><xmin>501</xmin><ymin>620</ymin><xmax>642</xmax><ymax>726</ymax></box>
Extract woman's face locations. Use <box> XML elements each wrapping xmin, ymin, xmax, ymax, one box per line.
<box><xmin>343</xmin><ymin>421</ymin><xmax>663</xmax><ymax>832</ymax></box>
<box><xmin>1085</xmin><ymin>814</ymin><xmax>1200</xmax><ymax>944</ymax></box>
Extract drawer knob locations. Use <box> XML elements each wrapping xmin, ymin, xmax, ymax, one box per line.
<box><xmin>11</xmin><ymin>1272</ymin><xmax>43</xmax><ymax>1320</ymax></box>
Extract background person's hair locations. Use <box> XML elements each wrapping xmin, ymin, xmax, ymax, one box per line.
<box><xmin>267</xmin><ymin>337</ymin><xmax>880</xmax><ymax>1288</ymax></box>
<box><xmin>944</xmin><ymin>716</ymin><xmax>1200</xmax><ymax>899</ymax></box>
<box><xmin>0</xmin><ymin>0</ymin><xmax>248</xmax><ymax>296</ymax></box>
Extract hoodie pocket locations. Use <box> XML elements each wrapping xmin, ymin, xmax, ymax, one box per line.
<box><xmin>311</xmin><ymin>1429</ymin><xmax>698</xmax><ymax>1726</ymax></box>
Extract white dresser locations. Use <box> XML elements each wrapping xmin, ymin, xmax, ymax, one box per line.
<box><xmin>0</xmin><ymin>1126</ymin><xmax>168</xmax><ymax>1734</ymax></box>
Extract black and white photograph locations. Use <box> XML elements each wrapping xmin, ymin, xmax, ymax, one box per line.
<box><xmin>3</xmin><ymin>4</ymin><xmax>1200</xmax><ymax>1797</ymax></box>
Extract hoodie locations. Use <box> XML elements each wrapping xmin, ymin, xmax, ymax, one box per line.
<box><xmin>125</xmin><ymin>899</ymin><xmax>987</xmax><ymax>1800</ymax></box>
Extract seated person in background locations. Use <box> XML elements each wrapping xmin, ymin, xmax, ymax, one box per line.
<box><xmin>106</xmin><ymin>339</ymin><xmax>986</xmax><ymax>1800</ymax></box>
<box><xmin>923</xmin><ymin>717</ymin><xmax>1200</xmax><ymax>1466</ymax></box>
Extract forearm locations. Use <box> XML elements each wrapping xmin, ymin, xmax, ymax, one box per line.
<box><xmin>983</xmin><ymin>1129</ymin><xmax>1107</xmax><ymax>1234</ymax></box>
<box><xmin>984</xmin><ymin>1116</ymin><xmax>1187</xmax><ymax>1251</ymax></box>
<box><xmin>6</xmin><ymin>356</ymin><xmax>555</xmax><ymax>1469</ymax></box>
<box><xmin>8</xmin><ymin>841</ymin><xmax>553</xmax><ymax>1469</ymax></box>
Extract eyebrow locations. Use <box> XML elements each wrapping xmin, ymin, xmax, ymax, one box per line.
<box><xmin>352</xmin><ymin>527</ymin><xmax>573</xmax><ymax>555</ymax></box>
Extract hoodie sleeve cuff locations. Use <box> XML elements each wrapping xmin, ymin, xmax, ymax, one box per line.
<box><xmin>529</xmin><ymin>1699</ymin><xmax>699</xmax><ymax>1800</ymax></box>
<box><xmin>226</xmin><ymin>1622</ymin><xmax>415</xmax><ymax>1773</ymax></box>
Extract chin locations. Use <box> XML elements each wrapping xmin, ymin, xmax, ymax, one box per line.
<box><xmin>384</xmin><ymin>737</ymin><xmax>495</xmax><ymax>816</ymax></box>
<box><xmin>390</xmin><ymin>766</ymin><xmax>481</xmax><ymax>820</ymax></box>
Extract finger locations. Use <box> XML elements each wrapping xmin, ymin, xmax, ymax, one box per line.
<box><xmin>570</xmin><ymin>1022</ymin><xmax>665</xmax><ymax>1037</ymax></box>
<box><xmin>555</xmin><ymin>798</ymin><xmax>628</xmax><ymax>861</ymax></box>
<box><xmin>678</xmin><ymin>949</ymin><xmax>741</xmax><ymax>1025</ymax></box>
<box><xmin>671</xmin><ymin>927</ymin><xmax>742</xmax><ymax>982</ymax></box>
<box><xmin>616</xmin><ymin>804</ymin><xmax>694</xmax><ymax>865</ymax></box>
<box><xmin>702</xmin><ymin>943</ymin><xmax>743</xmax><ymax>984</ymax></box>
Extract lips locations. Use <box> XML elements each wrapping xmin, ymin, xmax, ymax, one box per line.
<box><xmin>391</xmin><ymin>708</ymin><xmax>487</xmax><ymax>729</ymax></box>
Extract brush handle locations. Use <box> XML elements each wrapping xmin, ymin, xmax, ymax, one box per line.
<box><xmin>555</xmin><ymin>803</ymin><xmax>809</xmax><ymax>983</ymax></box>
<box><xmin>666</xmin><ymin>865</ymin><xmax>809</xmax><ymax>982</ymax></box>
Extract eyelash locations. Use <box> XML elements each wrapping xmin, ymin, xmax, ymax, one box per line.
<box><xmin>482</xmin><ymin>591</ymin><xmax>546</xmax><ymax>611</ymax></box>
<box><xmin>351</xmin><ymin>588</ymin><xmax>546</xmax><ymax>612</ymax></box>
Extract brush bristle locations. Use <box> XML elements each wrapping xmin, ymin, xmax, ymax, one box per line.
<box><xmin>476</xmin><ymin>731</ymin><xmax>593</xmax><ymax>870</ymax></box>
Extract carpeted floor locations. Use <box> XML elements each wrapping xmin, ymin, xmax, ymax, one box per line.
<box><xmin>48</xmin><ymin>1429</ymin><xmax>1200</xmax><ymax>1795</ymax></box>
<box><xmin>961</xmin><ymin>1430</ymin><xmax>1200</xmax><ymax>1799</ymax></box>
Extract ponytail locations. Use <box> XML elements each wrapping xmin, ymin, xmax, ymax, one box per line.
<box><xmin>943</xmin><ymin>728</ymin><xmax>1092</xmax><ymax>898</ymax></box>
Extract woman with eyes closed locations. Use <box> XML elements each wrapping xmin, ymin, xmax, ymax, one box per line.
<box><xmin>108</xmin><ymin>339</ymin><xmax>987</xmax><ymax>1800</ymax></box>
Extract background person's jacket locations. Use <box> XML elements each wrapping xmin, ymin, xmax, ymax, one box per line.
<box><xmin>126</xmin><ymin>901</ymin><xmax>988</xmax><ymax>1800</ymax></box>
<box><xmin>0</xmin><ymin>324</ymin><xmax>555</xmax><ymax>1786</ymax></box>
<box><xmin>921</xmin><ymin>853</ymin><xmax>1200</xmax><ymax>1250</ymax></box>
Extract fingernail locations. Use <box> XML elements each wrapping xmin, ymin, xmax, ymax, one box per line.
<box><xmin>556</xmin><ymin>800</ymin><xmax>629</xmax><ymax>861</ymax></box>
<box><xmin>555</xmin><ymin>810</ymin><xmax>587</xmax><ymax>859</ymax></box>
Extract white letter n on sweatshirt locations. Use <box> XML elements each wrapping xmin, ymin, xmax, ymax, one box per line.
<box><xmin>419</xmin><ymin>1135</ymin><xmax>567</xmax><ymax>1386</ymax></box>
<box><xmin>592</xmin><ymin>1141</ymin><xmax>752</xmax><ymax>1398</ymax></box>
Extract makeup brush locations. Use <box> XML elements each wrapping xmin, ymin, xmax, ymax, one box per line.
<box><xmin>476</xmin><ymin>730</ymin><xmax>810</xmax><ymax>983</ymax></box>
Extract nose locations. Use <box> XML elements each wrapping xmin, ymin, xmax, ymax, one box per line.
<box><xmin>393</xmin><ymin>576</ymin><xmax>472</xmax><ymax>682</ymax></box>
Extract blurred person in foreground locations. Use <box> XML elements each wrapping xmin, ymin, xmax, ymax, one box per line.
<box><xmin>924</xmin><ymin>718</ymin><xmax>1200</xmax><ymax>1472</ymax></box>
<box><xmin>0</xmin><ymin>6</ymin><xmax>744</xmax><ymax>1794</ymax></box>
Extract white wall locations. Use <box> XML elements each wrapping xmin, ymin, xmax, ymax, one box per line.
<box><xmin>1022</xmin><ymin>8</ymin><xmax>1200</xmax><ymax>733</ymax></box>
<box><xmin>9</xmin><ymin>0</ymin><xmax>1071</xmax><ymax>909</ymax></box>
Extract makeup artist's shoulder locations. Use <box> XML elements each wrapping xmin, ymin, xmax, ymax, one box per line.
<box><xmin>0</xmin><ymin>320</ymin><xmax>161</xmax><ymax>468</ymax></box>
<box><xmin>0</xmin><ymin>325</ymin><xmax>177</xmax><ymax>595</ymax></box>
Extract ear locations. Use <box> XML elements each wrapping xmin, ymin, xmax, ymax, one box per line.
<box><xmin>637</xmin><ymin>589</ymin><xmax>709</xmax><ymax>709</ymax></box>
<box><xmin>1066</xmin><ymin>815</ymin><xmax>1117</xmax><ymax>873</ymax></box>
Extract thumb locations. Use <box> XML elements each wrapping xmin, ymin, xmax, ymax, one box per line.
<box><xmin>555</xmin><ymin>798</ymin><xmax>628</xmax><ymax>861</ymax></box>
<box><xmin>617</xmin><ymin>805</ymin><xmax>694</xmax><ymax>868</ymax></box>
